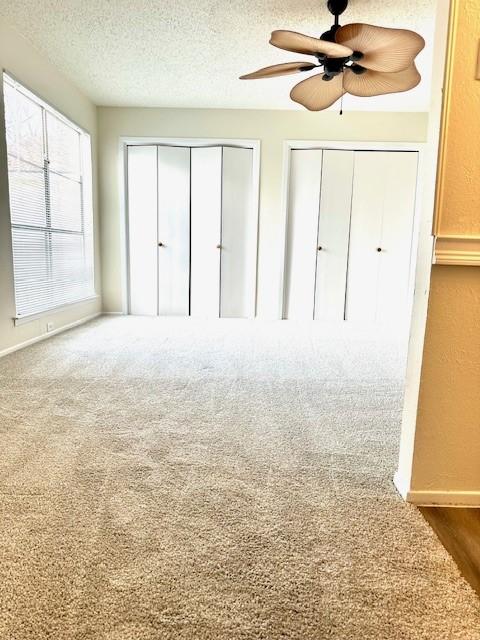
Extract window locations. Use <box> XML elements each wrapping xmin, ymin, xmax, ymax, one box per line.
<box><xmin>3</xmin><ymin>73</ymin><xmax>95</xmax><ymax>319</ymax></box>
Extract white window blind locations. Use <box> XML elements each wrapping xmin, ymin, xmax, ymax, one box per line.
<box><xmin>3</xmin><ymin>73</ymin><xmax>95</xmax><ymax>319</ymax></box>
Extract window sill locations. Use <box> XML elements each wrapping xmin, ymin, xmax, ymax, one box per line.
<box><xmin>13</xmin><ymin>295</ymin><xmax>100</xmax><ymax>326</ymax></box>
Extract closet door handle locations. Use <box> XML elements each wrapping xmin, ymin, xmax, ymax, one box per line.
<box><xmin>318</xmin><ymin>246</ymin><xmax>323</xmax><ymax>251</ymax></box>
<box><xmin>158</xmin><ymin>242</ymin><xmax>165</xmax><ymax>247</ymax></box>
<box><xmin>216</xmin><ymin>244</ymin><xmax>222</xmax><ymax>249</ymax></box>
<box><xmin>376</xmin><ymin>247</ymin><xmax>382</xmax><ymax>252</ymax></box>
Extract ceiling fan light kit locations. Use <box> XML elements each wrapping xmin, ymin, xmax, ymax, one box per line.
<box><xmin>240</xmin><ymin>0</ymin><xmax>425</xmax><ymax>112</ymax></box>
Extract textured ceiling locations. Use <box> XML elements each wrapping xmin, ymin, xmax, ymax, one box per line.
<box><xmin>1</xmin><ymin>0</ymin><xmax>437</xmax><ymax>110</ymax></box>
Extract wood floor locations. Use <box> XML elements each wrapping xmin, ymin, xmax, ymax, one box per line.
<box><xmin>420</xmin><ymin>507</ymin><xmax>480</xmax><ymax>597</ymax></box>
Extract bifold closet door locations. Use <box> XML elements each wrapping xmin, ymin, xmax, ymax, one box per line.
<box><xmin>284</xmin><ymin>149</ymin><xmax>323</xmax><ymax>320</ymax></box>
<box><xmin>314</xmin><ymin>150</ymin><xmax>354</xmax><ymax>321</ymax></box>
<box><xmin>220</xmin><ymin>147</ymin><xmax>255</xmax><ymax>318</ymax></box>
<box><xmin>127</xmin><ymin>145</ymin><xmax>158</xmax><ymax>315</ymax></box>
<box><xmin>129</xmin><ymin>144</ymin><xmax>256</xmax><ymax>319</ymax></box>
<box><xmin>190</xmin><ymin>146</ymin><xmax>222</xmax><ymax>318</ymax></box>
<box><xmin>284</xmin><ymin>149</ymin><xmax>353</xmax><ymax>321</ymax></box>
<box><xmin>157</xmin><ymin>146</ymin><xmax>191</xmax><ymax>316</ymax></box>
<box><xmin>345</xmin><ymin>151</ymin><xmax>418</xmax><ymax>323</ymax></box>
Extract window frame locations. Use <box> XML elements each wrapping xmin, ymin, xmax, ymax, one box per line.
<box><xmin>3</xmin><ymin>72</ymin><xmax>97</xmax><ymax>324</ymax></box>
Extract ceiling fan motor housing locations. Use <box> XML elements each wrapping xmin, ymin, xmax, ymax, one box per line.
<box><xmin>322</xmin><ymin>56</ymin><xmax>346</xmax><ymax>77</ymax></box>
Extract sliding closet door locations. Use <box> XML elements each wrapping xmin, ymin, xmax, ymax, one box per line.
<box><xmin>157</xmin><ymin>146</ymin><xmax>191</xmax><ymax>316</ymax></box>
<box><xmin>127</xmin><ymin>145</ymin><xmax>158</xmax><ymax>315</ymax></box>
<box><xmin>190</xmin><ymin>146</ymin><xmax>222</xmax><ymax>318</ymax></box>
<box><xmin>345</xmin><ymin>151</ymin><xmax>418</xmax><ymax>323</ymax></box>
<box><xmin>314</xmin><ymin>150</ymin><xmax>354</xmax><ymax>321</ymax></box>
<box><xmin>220</xmin><ymin>147</ymin><xmax>255</xmax><ymax>318</ymax></box>
<box><xmin>284</xmin><ymin>149</ymin><xmax>323</xmax><ymax>319</ymax></box>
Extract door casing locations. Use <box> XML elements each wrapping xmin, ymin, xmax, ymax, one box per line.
<box><xmin>120</xmin><ymin>137</ymin><xmax>261</xmax><ymax>318</ymax></box>
<box><xmin>280</xmin><ymin>140</ymin><xmax>427</xmax><ymax>324</ymax></box>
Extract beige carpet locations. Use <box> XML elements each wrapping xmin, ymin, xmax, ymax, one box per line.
<box><xmin>0</xmin><ymin>316</ymin><xmax>479</xmax><ymax>640</ymax></box>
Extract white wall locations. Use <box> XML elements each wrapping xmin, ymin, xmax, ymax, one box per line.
<box><xmin>98</xmin><ymin>108</ymin><xmax>429</xmax><ymax>318</ymax></box>
<box><xmin>0</xmin><ymin>22</ymin><xmax>101</xmax><ymax>354</ymax></box>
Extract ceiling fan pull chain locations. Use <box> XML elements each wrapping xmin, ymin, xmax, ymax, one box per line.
<box><xmin>339</xmin><ymin>74</ymin><xmax>345</xmax><ymax>115</ymax></box>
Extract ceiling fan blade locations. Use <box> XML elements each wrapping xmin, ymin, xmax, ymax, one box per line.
<box><xmin>336</xmin><ymin>23</ymin><xmax>425</xmax><ymax>72</ymax></box>
<box><xmin>344</xmin><ymin>64</ymin><xmax>421</xmax><ymax>97</ymax></box>
<box><xmin>240</xmin><ymin>61</ymin><xmax>317</xmax><ymax>80</ymax></box>
<box><xmin>290</xmin><ymin>73</ymin><xmax>345</xmax><ymax>111</ymax></box>
<box><xmin>270</xmin><ymin>30</ymin><xmax>353</xmax><ymax>58</ymax></box>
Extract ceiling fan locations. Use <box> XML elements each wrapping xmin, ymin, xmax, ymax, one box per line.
<box><xmin>240</xmin><ymin>0</ymin><xmax>425</xmax><ymax>112</ymax></box>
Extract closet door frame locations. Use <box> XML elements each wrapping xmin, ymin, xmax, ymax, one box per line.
<box><xmin>280</xmin><ymin>140</ymin><xmax>427</xmax><ymax>322</ymax></box>
<box><xmin>120</xmin><ymin>137</ymin><xmax>261</xmax><ymax>318</ymax></box>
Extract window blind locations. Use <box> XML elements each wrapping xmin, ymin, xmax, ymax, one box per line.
<box><xmin>3</xmin><ymin>73</ymin><xmax>95</xmax><ymax>319</ymax></box>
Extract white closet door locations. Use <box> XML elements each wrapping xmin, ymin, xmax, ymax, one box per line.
<box><xmin>220</xmin><ymin>147</ymin><xmax>255</xmax><ymax>318</ymax></box>
<box><xmin>345</xmin><ymin>151</ymin><xmax>418</xmax><ymax>323</ymax></box>
<box><xmin>190</xmin><ymin>146</ymin><xmax>222</xmax><ymax>318</ymax></box>
<box><xmin>157</xmin><ymin>146</ymin><xmax>191</xmax><ymax>316</ymax></box>
<box><xmin>284</xmin><ymin>149</ymin><xmax>323</xmax><ymax>319</ymax></box>
<box><xmin>376</xmin><ymin>153</ymin><xmax>418</xmax><ymax>322</ymax></box>
<box><xmin>127</xmin><ymin>145</ymin><xmax>158</xmax><ymax>315</ymax></box>
<box><xmin>314</xmin><ymin>150</ymin><xmax>354</xmax><ymax>321</ymax></box>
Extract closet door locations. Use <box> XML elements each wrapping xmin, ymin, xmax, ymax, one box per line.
<box><xmin>376</xmin><ymin>153</ymin><xmax>418</xmax><ymax>322</ymax></box>
<box><xmin>284</xmin><ymin>149</ymin><xmax>323</xmax><ymax>319</ymax></box>
<box><xmin>127</xmin><ymin>145</ymin><xmax>158</xmax><ymax>315</ymax></box>
<box><xmin>157</xmin><ymin>146</ymin><xmax>191</xmax><ymax>316</ymax></box>
<box><xmin>345</xmin><ymin>151</ymin><xmax>418</xmax><ymax>323</ymax></box>
<box><xmin>314</xmin><ymin>150</ymin><xmax>354</xmax><ymax>321</ymax></box>
<box><xmin>190</xmin><ymin>146</ymin><xmax>222</xmax><ymax>318</ymax></box>
<box><xmin>220</xmin><ymin>147</ymin><xmax>255</xmax><ymax>318</ymax></box>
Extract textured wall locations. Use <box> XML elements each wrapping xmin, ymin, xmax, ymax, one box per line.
<box><xmin>434</xmin><ymin>0</ymin><xmax>480</xmax><ymax>235</ymax></box>
<box><xmin>413</xmin><ymin>266</ymin><xmax>480</xmax><ymax>492</ymax></box>
<box><xmin>410</xmin><ymin>0</ymin><xmax>480</xmax><ymax>500</ymax></box>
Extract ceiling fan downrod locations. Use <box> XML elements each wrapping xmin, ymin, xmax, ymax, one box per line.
<box><xmin>322</xmin><ymin>0</ymin><xmax>349</xmax><ymax>41</ymax></box>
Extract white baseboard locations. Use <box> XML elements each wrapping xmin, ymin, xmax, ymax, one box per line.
<box><xmin>393</xmin><ymin>473</ymin><xmax>480</xmax><ymax>506</ymax></box>
<box><xmin>405</xmin><ymin>490</ymin><xmax>480</xmax><ymax>507</ymax></box>
<box><xmin>0</xmin><ymin>312</ymin><xmax>101</xmax><ymax>359</ymax></box>
<box><xmin>102</xmin><ymin>311</ymin><xmax>126</xmax><ymax>315</ymax></box>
